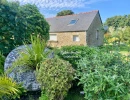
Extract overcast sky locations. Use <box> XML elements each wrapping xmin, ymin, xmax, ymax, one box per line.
<box><xmin>8</xmin><ymin>0</ymin><xmax>130</xmax><ymax>22</ymax></box>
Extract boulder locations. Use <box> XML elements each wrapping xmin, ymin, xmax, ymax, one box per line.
<box><xmin>4</xmin><ymin>45</ymin><xmax>53</xmax><ymax>91</ymax></box>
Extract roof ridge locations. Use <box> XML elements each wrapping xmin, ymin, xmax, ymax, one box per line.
<box><xmin>46</xmin><ymin>10</ymin><xmax>99</xmax><ymax>19</ymax></box>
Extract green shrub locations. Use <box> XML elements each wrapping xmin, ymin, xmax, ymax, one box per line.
<box><xmin>0</xmin><ymin>52</ymin><xmax>5</xmax><ymax>74</ymax></box>
<box><xmin>39</xmin><ymin>91</ymin><xmax>48</xmax><ymax>100</ymax></box>
<box><xmin>56</xmin><ymin>45</ymin><xmax>97</xmax><ymax>69</ymax></box>
<box><xmin>36</xmin><ymin>58</ymin><xmax>75</xmax><ymax>100</ymax></box>
<box><xmin>76</xmin><ymin>50</ymin><xmax>130</xmax><ymax>100</ymax></box>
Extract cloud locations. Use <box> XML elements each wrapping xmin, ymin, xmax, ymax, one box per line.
<box><xmin>8</xmin><ymin>0</ymin><xmax>109</xmax><ymax>18</ymax></box>
<box><xmin>8</xmin><ymin>0</ymin><xmax>108</xmax><ymax>10</ymax></box>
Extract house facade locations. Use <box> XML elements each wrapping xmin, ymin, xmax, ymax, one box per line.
<box><xmin>46</xmin><ymin>10</ymin><xmax>104</xmax><ymax>47</ymax></box>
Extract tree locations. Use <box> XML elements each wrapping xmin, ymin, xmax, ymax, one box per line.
<box><xmin>122</xmin><ymin>27</ymin><xmax>130</xmax><ymax>44</ymax></box>
<box><xmin>105</xmin><ymin>14</ymin><xmax>130</xmax><ymax>29</ymax></box>
<box><xmin>57</xmin><ymin>10</ymin><xmax>74</xmax><ymax>16</ymax></box>
<box><xmin>0</xmin><ymin>0</ymin><xmax>49</xmax><ymax>55</ymax></box>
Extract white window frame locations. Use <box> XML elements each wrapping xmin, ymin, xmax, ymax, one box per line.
<box><xmin>49</xmin><ymin>34</ymin><xmax>57</xmax><ymax>41</ymax></box>
<box><xmin>73</xmin><ymin>35</ymin><xmax>80</xmax><ymax>42</ymax></box>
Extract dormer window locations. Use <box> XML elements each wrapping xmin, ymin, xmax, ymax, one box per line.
<box><xmin>68</xmin><ymin>19</ymin><xmax>78</xmax><ymax>25</ymax></box>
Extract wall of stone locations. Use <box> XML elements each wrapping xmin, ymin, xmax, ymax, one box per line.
<box><xmin>86</xmin><ymin>12</ymin><xmax>104</xmax><ymax>46</ymax></box>
<box><xmin>48</xmin><ymin>31</ymin><xmax>86</xmax><ymax>47</ymax></box>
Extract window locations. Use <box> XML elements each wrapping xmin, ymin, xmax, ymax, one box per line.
<box><xmin>49</xmin><ymin>34</ymin><xmax>57</xmax><ymax>41</ymax></box>
<box><xmin>68</xmin><ymin>19</ymin><xmax>78</xmax><ymax>25</ymax></box>
<box><xmin>96</xmin><ymin>30</ymin><xmax>99</xmax><ymax>40</ymax></box>
<box><xmin>73</xmin><ymin>35</ymin><xmax>80</xmax><ymax>41</ymax></box>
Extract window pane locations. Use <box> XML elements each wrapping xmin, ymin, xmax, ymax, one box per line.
<box><xmin>50</xmin><ymin>34</ymin><xmax>57</xmax><ymax>41</ymax></box>
<box><xmin>73</xmin><ymin>35</ymin><xmax>79</xmax><ymax>41</ymax></box>
<box><xmin>69</xmin><ymin>19</ymin><xmax>78</xmax><ymax>25</ymax></box>
<box><xmin>69</xmin><ymin>20</ymin><xmax>76</xmax><ymax>24</ymax></box>
<box><xmin>96</xmin><ymin>30</ymin><xmax>99</xmax><ymax>40</ymax></box>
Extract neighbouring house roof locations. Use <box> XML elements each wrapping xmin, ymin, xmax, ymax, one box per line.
<box><xmin>46</xmin><ymin>10</ymin><xmax>100</xmax><ymax>33</ymax></box>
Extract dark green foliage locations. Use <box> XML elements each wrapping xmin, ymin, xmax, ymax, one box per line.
<box><xmin>105</xmin><ymin>15</ymin><xmax>130</xmax><ymax>29</ymax></box>
<box><xmin>64</xmin><ymin>89</ymin><xmax>85</xmax><ymax>100</ymax></box>
<box><xmin>0</xmin><ymin>52</ymin><xmax>5</xmax><ymax>74</ymax></box>
<box><xmin>76</xmin><ymin>48</ymin><xmax>130</xmax><ymax>100</ymax></box>
<box><xmin>56</xmin><ymin>45</ymin><xmax>97</xmax><ymax>69</ymax></box>
<box><xmin>36</xmin><ymin>58</ymin><xmax>75</xmax><ymax>100</ymax></box>
<box><xmin>57</xmin><ymin>10</ymin><xmax>74</xmax><ymax>16</ymax></box>
<box><xmin>0</xmin><ymin>0</ymin><xmax>49</xmax><ymax>55</ymax></box>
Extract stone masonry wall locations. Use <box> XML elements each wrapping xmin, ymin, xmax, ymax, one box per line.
<box><xmin>48</xmin><ymin>31</ymin><xmax>86</xmax><ymax>47</ymax></box>
<box><xmin>86</xmin><ymin>12</ymin><xmax>104</xmax><ymax>46</ymax></box>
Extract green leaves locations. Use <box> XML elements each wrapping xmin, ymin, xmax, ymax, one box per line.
<box><xmin>0</xmin><ymin>1</ymin><xmax>49</xmax><ymax>55</ymax></box>
<box><xmin>0</xmin><ymin>52</ymin><xmax>5</xmax><ymax>75</ymax></box>
<box><xmin>12</xmin><ymin>35</ymin><xmax>46</xmax><ymax>71</ymax></box>
<box><xmin>105</xmin><ymin>15</ymin><xmax>130</xmax><ymax>29</ymax></box>
<box><xmin>56</xmin><ymin>45</ymin><xmax>97</xmax><ymax>69</ymax></box>
<box><xmin>57</xmin><ymin>10</ymin><xmax>74</xmax><ymax>16</ymax></box>
<box><xmin>76</xmin><ymin>49</ymin><xmax>130</xmax><ymax>100</ymax></box>
<box><xmin>0</xmin><ymin>75</ymin><xmax>26</xmax><ymax>99</ymax></box>
<box><xmin>36</xmin><ymin>58</ymin><xmax>75</xmax><ymax>100</ymax></box>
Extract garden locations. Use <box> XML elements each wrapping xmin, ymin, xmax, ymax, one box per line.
<box><xmin>1</xmin><ymin>0</ymin><xmax>130</xmax><ymax>100</ymax></box>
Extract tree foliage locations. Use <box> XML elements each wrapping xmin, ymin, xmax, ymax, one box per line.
<box><xmin>105</xmin><ymin>26</ymin><xmax>130</xmax><ymax>45</ymax></box>
<box><xmin>57</xmin><ymin>10</ymin><xmax>74</xmax><ymax>16</ymax></box>
<box><xmin>0</xmin><ymin>0</ymin><xmax>49</xmax><ymax>55</ymax></box>
<box><xmin>0</xmin><ymin>52</ymin><xmax>5</xmax><ymax>75</ymax></box>
<box><xmin>105</xmin><ymin>15</ymin><xmax>130</xmax><ymax>29</ymax></box>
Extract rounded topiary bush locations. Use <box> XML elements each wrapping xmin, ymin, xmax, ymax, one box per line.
<box><xmin>36</xmin><ymin>58</ymin><xmax>75</xmax><ymax>100</ymax></box>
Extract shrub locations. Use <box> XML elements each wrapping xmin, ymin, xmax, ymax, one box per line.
<box><xmin>76</xmin><ymin>50</ymin><xmax>130</xmax><ymax>100</ymax></box>
<box><xmin>0</xmin><ymin>75</ymin><xmax>26</xmax><ymax>99</ymax></box>
<box><xmin>56</xmin><ymin>45</ymin><xmax>97</xmax><ymax>69</ymax></box>
<box><xmin>0</xmin><ymin>52</ymin><xmax>5</xmax><ymax>74</ymax></box>
<box><xmin>39</xmin><ymin>91</ymin><xmax>48</xmax><ymax>100</ymax></box>
<box><xmin>36</xmin><ymin>58</ymin><xmax>75</xmax><ymax>100</ymax></box>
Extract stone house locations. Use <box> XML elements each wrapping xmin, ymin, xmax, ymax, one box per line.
<box><xmin>46</xmin><ymin>10</ymin><xmax>104</xmax><ymax>47</ymax></box>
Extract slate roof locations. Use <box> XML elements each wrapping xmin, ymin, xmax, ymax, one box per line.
<box><xmin>46</xmin><ymin>10</ymin><xmax>99</xmax><ymax>32</ymax></box>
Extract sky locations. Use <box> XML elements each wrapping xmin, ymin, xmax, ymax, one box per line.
<box><xmin>9</xmin><ymin>0</ymin><xmax>130</xmax><ymax>22</ymax></box>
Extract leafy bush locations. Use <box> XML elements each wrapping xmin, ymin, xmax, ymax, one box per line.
<box><xmin>39</xmin><ymin>91</ymin><xmax>48</xmax><ymax>100</ymax></box>
<box><xmin>0</xmin><ymin>75</ymin><xmax>26</xmax><ymax>99</ymax></box>
<box><xmin>56</xmin><ymin>45</ymin><xmax>97</xmax><ymax>69</ymax></box>
<box><xmin>0</xmin><ymin>52</ymin><xmax>5</xmax><ymax>74</ymax></box>
<box><xmin>0</xmin><ymin>0</ymin><xmax>49</xmax><ymax>55</ymax></box>
<box><xmin>36</xmin><ymin>58</ymin><xmax>75</xmax><ymax>100</ymax></box>
<box><xmin>76</xmin><ymin>49</ymin><xmax>130</xmax><ymax>100</ymax></box>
